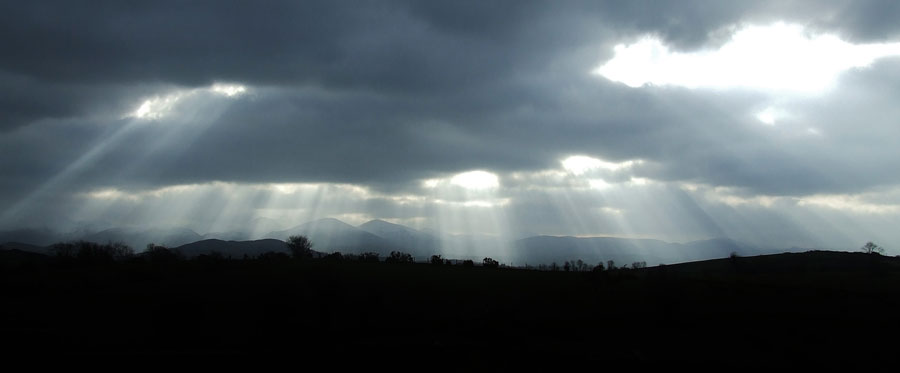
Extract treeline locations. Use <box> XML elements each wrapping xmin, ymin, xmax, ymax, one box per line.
<box><xmin>48</xmin><ymin>241</ymin><xmax>186</xmax><ymax>265</ymax></box>
<box><xmin>34</xmin><ymin>235</ymin><xmax>648</xmax><ymax>273</ymax></box>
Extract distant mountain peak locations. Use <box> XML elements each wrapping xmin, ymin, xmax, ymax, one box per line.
<box><xmin>360</xmin><ymin>219</ymin><xmax>405</xmax><ymax>228</ymax></box>
<box><xmin>310</xmin><ymin>217</ymin><xmax>351</xmax><ymax>225</ymax></box>
<box><xmin>360</xmin><ymin>218</ymin><xmax>391</xmax><ymax>225</ymax></box>
<box><xmin>359</xmin><ymin>219</ymin><xmax>423</xmax><ymax>234</ymax></box>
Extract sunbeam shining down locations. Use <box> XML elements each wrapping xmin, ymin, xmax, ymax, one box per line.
<box><xmin>4</xmin><ymin>1</ymin><xmax>900</xmax><ymax>363</ymax></box>
<box><xmin>2</xmin><ymin>4</ymin><xmax>900</xmax><ymax>265</ymax></box>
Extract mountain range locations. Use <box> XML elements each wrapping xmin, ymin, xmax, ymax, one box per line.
<box><xmin>1</xmin><ymin>218</ymin><xmax>793</xmax><ymax>265</ymax></box>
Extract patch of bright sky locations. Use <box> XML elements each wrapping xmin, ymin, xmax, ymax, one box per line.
<box><xmin>561</xmin><ymin>155</ymin><xmax>639</xmax><ymax>175</ymax></box>
<box><xmin>594</xmin><ymin>22</ymin><xmax>900</xmax><ymax>94</ymax></box>
<box><xmin>798</xmin><ymin>194</ymin><xmax>900</xmax><ymax>214</ymax></box>
<box><xmin>755</xmin><ymin>106</ymin><xmax>783</xmax><ymax>125</ymax></box>
<box><xmin>433</xmin><ymin>198</ymin><xmax>511</xmax><ymax>208</ymax></box>
<box><xmin>588</xmin><ymin>179</ymin><xmax>612</xmax><ymax>190</ymax></box>
<box><xmin>210</xmin><ymin>83</ymin><xmax>247</xmax><ymax>97</ymax></box>
<box><xmin>681</xmin><ymin>182</ymin><xmax>900</xmax><ymax>214</ymax></box>
<box><xmin>129</xmin><ymin>82</ymin><xmax>248</xmax><ymax>119</ymax></box>
<box><xmin>449</xmin><ymin>170</ymin><xmax>500</xmax><ymax>190</ymax></box>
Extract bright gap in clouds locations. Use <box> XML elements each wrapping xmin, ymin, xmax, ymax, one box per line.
<box><xmin>450</xmin><ymin>170</ymin><xmax>500</xmax><ymax>190</ymax></box>
<box><xmin>561</xmin><ymin>155</ymin><xmax>638</xmax><ymax>175</ymax></box>
<box><xmin>129</xmin><ymin>83</ymin><xmax>248</xmax><ymax>119</ymax></box>
<box><xmin>755</xmin><ymin>106</ymin><xmax>786</xmax><ymax>125</ymax></box>
<box><xmin>594</xmin><ymin>22</ymin><xmax>900</xmax><ymax>93</ymax></box>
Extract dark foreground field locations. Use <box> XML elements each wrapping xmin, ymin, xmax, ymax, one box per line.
<box><xmin>2</xmin><ymin>249</ymin><xmax>899</xmax><ymax>365</ymax></box>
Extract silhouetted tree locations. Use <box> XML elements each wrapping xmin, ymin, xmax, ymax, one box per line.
<box><xmin>550</xmin><ymin>262</ymin><xmax>559</xmax><ymax>271</ymax></box>
<box><xmin>631</xmin><ymin>261</ymin><xmax>647</xmax><ymax>269</ymax></box>
<box><xmin>359</xmin><ymin>252</ymin><xmax>380</xmax><ymax>263</ymax></box>
<box><xmin>143</xmin><ymin>243</ymin><xmax>182</xmax><ymax>263</ymax></box>
<box><xmin>386</xmin><ymin>251</ymin><xmax>414</xmax><ymax>263</ymax></box>
<box><xmin>482</xmin><ymin>257</ymin><xmax>499</xmax><ymax>268</ymax></box>
<box><xmin>462</xmin><ymin>259</ymin><xmax>474</xmax><ymax>267</ymax></box>
<box><xmin>592</xmin><ymin>262</ymin><xmax>605</xmax><ymax>272</ymax></box>
<box><xmin>729</xmin><ymin>251</ymin><xmax>741</xmax><ymax>270</ymax></box>
<box><xmin>563</xmin><ymin>261</ymin><xmax>571</xmax><ymax>272</ymax></box>
<box><xmin>76</xmin><ymin>242</ymin><xmax>109</xmax><ymax>264</ymax></box>
<box><xmin>430</xmin><ymin>255</ymin><xmax>443</xmax><ymax>265</ymax></box>
<box><xmin>286</xmin><ymin>235</ymin><xmax>313</xmax><ymax>259</ymax></box>
<box><xmin>51</xmin><ymin>241</ymin><xmax>134</xmax><ymax>265</ymax></box>
<box><xmin>576</xmin><ymin>259</ymin><xmax>585</xmax><ymax>272</ymax></box>
<box><xmin>50</xmin><ymin>242</ymin><xmax>78</xmax><ymax>259</ymax></box>
<box><xmin>607</xmin><ymin>260</ymin><xmax>616</xmax><ymax>270</ymax></box>
<box><xmin>861</xmin><ymin>242</ymin><xmax>884</xmax><ymax>255</ymax></box>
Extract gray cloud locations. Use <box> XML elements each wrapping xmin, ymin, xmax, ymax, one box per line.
<box><xmin>3</xmin><ymin>1</ymin><xmax>900</xmax><ymax>251</ymax></box>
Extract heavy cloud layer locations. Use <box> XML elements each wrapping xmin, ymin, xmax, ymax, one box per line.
<box><xmin>2</xmin><ymin>1</ymin><xmax>900</xmax><ymax>252</ymax></box>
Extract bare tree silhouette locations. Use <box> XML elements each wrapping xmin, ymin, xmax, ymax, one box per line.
<box><xmin>861</xmin><ymin>241</ymin><xmax>884</xmax><ymax>255</ymax></box>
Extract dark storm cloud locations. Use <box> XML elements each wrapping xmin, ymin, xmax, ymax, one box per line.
<box><xmin>0</xmin><ymin>1</ymin><xmax>585</xmax><ymax>91</ymax></box>
<box><xmin>3</xmin><ymin>0</ymin><xmax>897</xmax><ymax>93</ymax></box>
<box><xmin>3</xmin><ymin>0</ymin><xmax>900</xmax><ymax>213</ymax></box>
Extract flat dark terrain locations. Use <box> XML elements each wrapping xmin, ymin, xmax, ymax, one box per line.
<box><xmin>2</xmin><ymin>249</ymin><xmax>899</xmax><ymax>365</ymax></box>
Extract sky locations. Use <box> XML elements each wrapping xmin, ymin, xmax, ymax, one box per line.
<box><xmin>2</xmin><ymin>0</ymin><xmax>900</xmax><ymax>253</ymax></box>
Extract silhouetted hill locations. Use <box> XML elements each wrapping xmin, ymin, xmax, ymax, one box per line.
<box><xmin>0</xmin><ymin>248</ymin><xmax>50</xmax><ymax>269</ymax></box>
<box><xmin>175</xmin><ymin>239</ymin><xmax>294</xmax><ymax>258</ymax></box>
<box><xmin>3</xmin><ymin>248</ymin><xmax>898</xmax><ymax>364</ymax></box>
<box><xmin>657</xmin><ymin>249</ymin><xmax>900</xmax><ymax>275</ymax></box>
<box><xmin>0</xmin><ymin>228</ymin><xmax>60</xmax><ymax>247</ymax></box>
<box><xmin>514</xmin><ymin>235</ymin><xmax>758</xmax><ymax>266</ymax></box>
<box><xmin>202</xmin><ymin>231</ymin><xmax>252</xmax><ymax>241</ymax></box>
<box><xmin>0</xmin><ymin>241</ymin><xmax>49</xmax><ymax>254</ymax></box>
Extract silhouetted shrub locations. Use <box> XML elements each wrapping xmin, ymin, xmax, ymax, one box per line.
<box><xmin>592</xmin><ymin>262</ymin><xmax>605</xmax><ymax>272</ymax></box>
<box><xmin>564</xmin><ymin>261</ymin><xmax>571</xmax><ymax>272</ymax></box>
<box><xmin>482</xmin><ymin>257</ymin><xmax>499</xmax><ymax>268</ymax></box>
<box><xmin>257</xmin><ymin>251</ymin><xmax>290</xmax><ymax>261</ymax></box>
<box><xmin>287</xmin><ymin>235</ymin><xmax>313</xmax><ymax>259</ymax></box>
<box><xmin>631</xmin><ymin>261</ymin><xmax>647</xmax><ymax>269</ymax></box>
<box><xmin>607</xmin><ymin>260</ymin><xmax>616</xmax><ymax>270</ymax></box>
<box><xmin>196</xmin><ymin>251</ymin><xmax>226</xmax><ymax>263</ymax></box>
<box><xmin>462</xmin><ymin>259</ymin><xmax>474</xmax><ymax>267</ymax></box>
<box><xmin>431</xmin><ymin>255</ymin><xmax>444</xmax><ymax>265</ymax></box>
<box><xmin>322</xmin><ymin>252</ymin><xmax>344</xmax><ymax>262</ymax></box>
<box><xmin>359</xmin><ymin>252</ymin><xmax>380</xmax><ymax>263</ymax></box>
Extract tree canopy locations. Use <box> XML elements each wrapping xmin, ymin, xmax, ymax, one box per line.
<box><xmin>286</xmin><ymin>235</ymin><xmax>313</xmax><ymax>259</ymax></box>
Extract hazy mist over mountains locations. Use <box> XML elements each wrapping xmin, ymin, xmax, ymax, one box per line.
<box><xmin>1</xmin><ymin>217</ymin><xmax>785</xmax><ymax>266</ymax></box>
